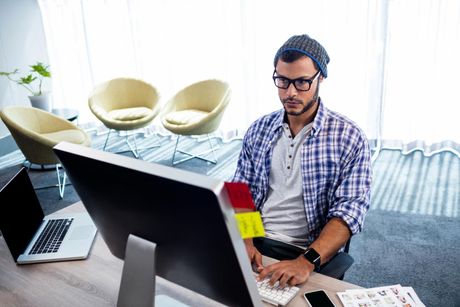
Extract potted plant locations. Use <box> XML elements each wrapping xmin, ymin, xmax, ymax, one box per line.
<box><xmin>0</xmin><ymin>62</ymin><xmax>52</xmax><ymax>111</ymax></box>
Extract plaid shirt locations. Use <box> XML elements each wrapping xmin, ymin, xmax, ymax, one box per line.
<box><xmin>233</xmin><ymin>100</ymin><xmax>372</xmax><ymax>246</ymax></box>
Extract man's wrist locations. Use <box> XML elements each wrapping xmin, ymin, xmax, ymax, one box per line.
<box><xmin>244</xmin><ymin>238</ymin><xmax>254</xmax><ymax>247</ymax></box>
<box><xmin>297</xmin><ymin>255</ymin><xmax>315</xmax><ymax>273</ymax></box>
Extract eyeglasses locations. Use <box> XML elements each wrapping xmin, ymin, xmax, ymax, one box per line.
<box><xmin>272</xmin><ymin>70</ymin><xmax>320</xmax><ymax>91</ymax></box>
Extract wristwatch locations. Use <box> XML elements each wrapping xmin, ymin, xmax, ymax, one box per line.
<box><xmin>303</xmin><ymin>247</ymin><xmax>321</xmax><ymax>270</ymax></box>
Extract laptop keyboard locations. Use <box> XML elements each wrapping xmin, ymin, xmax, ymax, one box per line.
<box><xmin>29</xmin><ymin>218</ymin><xmax>73</xmax><ymax>254</ymax></box>
<box><xmin>256</xmin><ymin>276</ymin><xmax>300</xmax><ymax>306</ymax></box>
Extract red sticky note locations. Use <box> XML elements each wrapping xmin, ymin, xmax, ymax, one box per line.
<box><xmin>224</xmin><ymin>182</ymin><xmax>255</xmax><ymax>210</ymax></box>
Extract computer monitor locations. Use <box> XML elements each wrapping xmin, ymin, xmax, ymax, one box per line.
<box><xmin>53</xmin><ymin>142</ymin><xmax>262</xmax><ymax>307</ymax></box>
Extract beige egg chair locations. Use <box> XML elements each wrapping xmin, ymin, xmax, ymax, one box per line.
<box><xmin>88</xmin><ymin>78</ymin><xmax>161</xmax><ymax>158</ymax></box>
<box><xmin>161</xmin><ymin>79</ymin><xmax>231</xmax><ymax>165</ymax></box>
<box><xmin>0</xmin><ymin>106</ymin><xmax>91</xmax><ymax>198</ymax></box>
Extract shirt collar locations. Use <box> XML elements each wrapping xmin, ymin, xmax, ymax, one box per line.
<box><xmin>272</xmin><ymin>110</ymin><xmax>285</xmax><ymax>131</ymax></box>
<box><xmin>311</xmin><ymin>98</ymin><xmax>327</xmax><ymax>137</ymax></box>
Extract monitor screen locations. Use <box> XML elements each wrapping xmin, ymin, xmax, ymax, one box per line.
<box><xmin>53</xmin><ymin>142</ymin><xmax>261</xmax><ymax>307</ymax></box>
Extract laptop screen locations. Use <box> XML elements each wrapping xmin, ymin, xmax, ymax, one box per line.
<box><xmin>0</xmin><ymin>168</ymin><xmax>45</xmax><ymax>261</ymax></box>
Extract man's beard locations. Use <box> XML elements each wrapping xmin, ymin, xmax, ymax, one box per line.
<box><xmin>282</xmin><ymin>82</ymin><xmax>320</xmax><ymax>116</ymax></box>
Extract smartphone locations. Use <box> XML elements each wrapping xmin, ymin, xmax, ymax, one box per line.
<box><xmin>304</xmin><ymin>290</ymin><xmax>336</xmax><ymax>307</ymax></box>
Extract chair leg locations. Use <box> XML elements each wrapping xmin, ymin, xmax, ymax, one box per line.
<box><xmin>207</xmin><ymin>135</ymin><xmax>218</xmax><ymax>163</ymax></box>
<box><xmin>125</xmin><ymin>134</ymin><xmax>140</xmax><ymax>158</ymax></box>
<box><xmin>103</xmin><ymin>130</ymin><xmax>161</xmax><ymax>159</ymax></box>
<box><xmin>171</xmin><ymin>136</ymin><xmax>180</xmax><ymax>165</ymax></box>
<box><xmin>120</xmin><ymin>133</ymin><xmax>161</xmax><ymax>159</ymax></box>
<box><xmin>172</xmin><ymin>134</ymin><xmax>219</xmax><ymax>165</ymax></box>
<box><xmin>133</xmin><ymin>133</ymin><xmax>162</xmax><ymax>152</ymax></box>
<box><xmin>56</xmin><ymin>165</ymin><xmax>67</xmax><ymax>199</ymax></box>
<box><xmin>103</xmin><ymin>129</ymin><xmax>113</xmax><ymax>151</ymax></box>
<box><xmin>31</xmin><ymin>164</ymin><xmax>71</xmax><ymax>199</ymax></box>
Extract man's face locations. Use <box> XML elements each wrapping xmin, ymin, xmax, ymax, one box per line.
<box><xmin>275</xmin><ymin>56</ymin><xmax>322</xmax><ymax>117</ymax></box>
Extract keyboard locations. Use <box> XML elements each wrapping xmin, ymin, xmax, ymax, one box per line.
<box><xmin>29</xmin><ymin>218</ymin><xmax>73</xmax><ymax>254</ymax></box>
<box><xmin>256</xmin><ymin>277</ymin><xmax>300</xmax><ymax>306</ymax></box>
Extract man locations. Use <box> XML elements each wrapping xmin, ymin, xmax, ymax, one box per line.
<box><xmin>232</xmin><ymin>34</ymin><xmax>372</xmax><ymax>287</ymax></box>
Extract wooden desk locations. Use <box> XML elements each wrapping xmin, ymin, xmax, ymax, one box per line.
<box><xmin>0</xmin><ymin>203</ymin><xmax>361</xmax><ymax>306</ymax></box>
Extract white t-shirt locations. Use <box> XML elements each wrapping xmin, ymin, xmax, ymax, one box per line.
<box><xmin>261</xmin><ymin>122</ymin><xmax>312</xmax><ymax>248</ymax></box>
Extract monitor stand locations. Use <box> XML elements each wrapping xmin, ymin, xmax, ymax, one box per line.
<box><xmin>117</xmin><ymin>234</ymin><xmax>190</xmax><ymax>307</ymax></box>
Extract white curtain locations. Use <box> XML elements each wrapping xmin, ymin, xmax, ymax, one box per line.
<box><xmin>380</xmin><ymin>0</ymin><xmax>460</xmax><ymax>155</ymax></box>
<box><xmin>38</xmin><ymin>0</ymin><xmax>460</xmax><ymax>155</ymax></box>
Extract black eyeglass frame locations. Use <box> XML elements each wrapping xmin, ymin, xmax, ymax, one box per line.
<box><xmin>272</xmin><ymin>70</ymin><xmax>321</xmax><ymax>92</ymax></box>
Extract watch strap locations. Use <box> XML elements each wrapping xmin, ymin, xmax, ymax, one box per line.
<box><xmin>303</xmin><ymin>247</ymin><xmax>321</xmax><ymax>270</ymax></box>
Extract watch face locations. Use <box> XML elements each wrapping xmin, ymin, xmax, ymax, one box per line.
<box><xmin>304</xmin><ymin>248</ymin><xmax>321</xmax><ymax>267</ymax></box>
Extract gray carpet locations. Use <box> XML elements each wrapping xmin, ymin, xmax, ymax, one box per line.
<box><xmin>347</xmin><ymin>150</ymin><xmax>460</xmax><ymax>307</ymax></box>
<box><xmin>1</xmin><ymin>130</ymin><xmax>459</xmax><ymax>307</ymax></box>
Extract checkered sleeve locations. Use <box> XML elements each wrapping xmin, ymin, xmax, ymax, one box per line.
<box><xmin>232</xmin><ymin>131</ymin><xmax>254</xmax><ymax>186</ymax></box>
<box><xmin>327</xmin><ymin>130</ymin><xmax>372</xmax><ymax>235</ymax></box>
<box><xmin>232</xmin><ymin>112</ymin><xmax>282</xmax><ymax>209</ymax></box>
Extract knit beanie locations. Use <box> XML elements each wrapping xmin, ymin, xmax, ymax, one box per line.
<box><xmin>274</xmin><ymin>34</ymin><xmax>330</xmax><ymax>78</ymax></box>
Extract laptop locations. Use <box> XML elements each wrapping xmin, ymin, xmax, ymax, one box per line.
<box><xmin>0</xmin><ymin>167</ymin><xmax>97</xmax><ymax>264</ymax></box>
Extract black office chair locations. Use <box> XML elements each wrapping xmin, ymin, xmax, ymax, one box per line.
<box><xmin>318</xmin><ymin>238</ymin><xmax>353</xmax><ymax>280</ymax></box>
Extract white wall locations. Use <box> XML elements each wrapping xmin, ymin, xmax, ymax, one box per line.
<box><xmin>0</xmin><ymin>0</ymin><xmax>49</xmax><ymax>138</ymax></box>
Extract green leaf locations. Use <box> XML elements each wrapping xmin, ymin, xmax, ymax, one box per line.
<box><xmin>19</xmin><ymin>74</ymin><xmax>37</xmax><ymax>85</ymax></box>
<box><xmin>30</xmin><ymin>62</ymin><xmax>51</xmax><ymax>78</ymax></box>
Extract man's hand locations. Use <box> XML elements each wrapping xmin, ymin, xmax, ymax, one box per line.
<box><xmin>256</xmin><ymin>256</ymin><xmax>314</xmax><ymax>288</ymax></box>
<box><xmin>244</xmin><ymin>239</ymin><xmax>264</xmax><ymax>272</ymax></box>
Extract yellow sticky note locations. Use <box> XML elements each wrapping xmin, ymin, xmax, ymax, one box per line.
<box><xmin>234</xmin><ymin>211</ymin><xmax>265</xmax><ymax>239</ymax></box>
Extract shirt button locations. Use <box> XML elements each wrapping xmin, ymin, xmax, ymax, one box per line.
<box><xmin>287</xmin><ymin>166</ymin><xmax>291</xmax><ymax>169</ymax></box>
<box><xmin>288</xmin><ymin>135</ymin><xmax>292</xmax><ymax>138</ymax></box>
<box><xmin>289</xmin><ymin>155</ymin><xmax>292</xmax><ymax>158</ymax></box>
<box><xmin>290</xmin><ymin>144</ymin><xmax>294</xmax><ymax>147</ymax></box>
